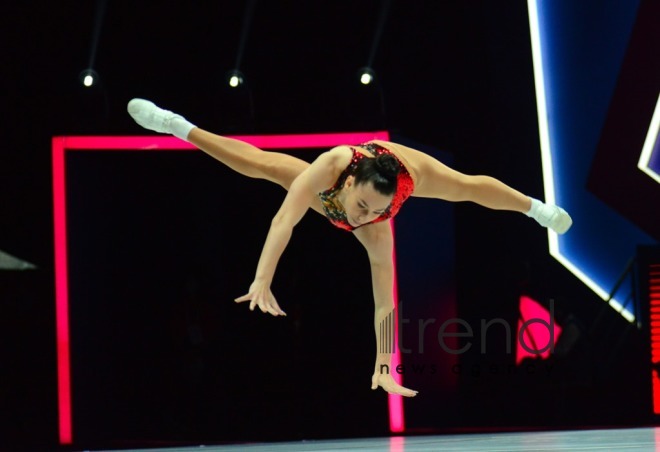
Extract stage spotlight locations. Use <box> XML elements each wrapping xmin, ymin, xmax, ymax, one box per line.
<box><xmin>359</xmin><ymin>67</ymin><xmax>376</xmax><ymax>85</ymax></box>
<box><xmin>79</xmin><ymin>69</ymin><xmax>99</xmax><ymax>88</ymax></box>
<box><xmin>227</xmin><ymin>70</ymin><xmax>245</xmax><ymax>88</ymax></box>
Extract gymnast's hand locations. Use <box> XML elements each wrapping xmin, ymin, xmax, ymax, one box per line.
<box><xmin>372</xmin><ymin>372</ymin><xmax>418</xmax><ymax>397</ymax></box>
<box><xmin>234</xmin><ymin>279</ymin><xmax>287</xmax><ymax>316</ymax></box>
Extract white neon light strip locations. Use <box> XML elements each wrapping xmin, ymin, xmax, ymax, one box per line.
<box><xmin>527</xmin><ymin>0</ymin><xmax>633</xmax><ymax>322</ymax></box>
<box><xmin>638</xmin><ymin>93</ymin><xmax>660</xmax><ymax>183</ymax></box>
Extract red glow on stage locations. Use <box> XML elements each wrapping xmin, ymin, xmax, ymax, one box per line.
<box><xmin>52</xmin><ymin>137</ymin><xmax>72</xmax><ymax>444</ymax></box>
<box><xmin>651</xmin><ymin>265</ymin><xmax>660</xmax><ymax>365</ymax></box>
<box><xmin>388</xmin><ymin>220</ymin><xmax>404</xmax><ymax>433</ymax></box>
<box><xmin>516</xmin><ymin>296</ymin><xmax>562</xmax><ymax>365</ymax></box>
<box><xmin>389</xmin><ymin>435</ymin><xmax>405</xmax><ymax>451</ymax></box>
<box><xmin>52</xmin><ymin>132</ymin><xmax>395</xmax><ymax>444</ymax></box>
<box><xmin>648</xmin><ymin>263</ymin><xmax>660</xmax><ymax>418</ymax></box>
<box><xmin>653</xmin><ymin>370</ymin><xmax>660</xmax><ymax>415</ymax></box>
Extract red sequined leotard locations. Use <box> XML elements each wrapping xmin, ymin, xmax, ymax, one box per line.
<box><xmin>318</xmin><ymin>142</ymin><xmax>415</xmax><ymax>231</ymax></box>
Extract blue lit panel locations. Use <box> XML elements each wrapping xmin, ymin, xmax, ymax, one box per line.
<box><xmin>527</xmin><ymin>0</ymin><xmax>656</xmax><ymax>322</ymax></box>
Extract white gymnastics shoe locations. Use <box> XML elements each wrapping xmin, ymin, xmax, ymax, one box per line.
<box><xmin>127</xmin><ymin>98</ymin><xmax>196</xmax><ymax>141</ymax></box>
<box><xmin>526</xmin><ymin>198</ymin><xmax>573</xmax><ymax>234</ymax></box>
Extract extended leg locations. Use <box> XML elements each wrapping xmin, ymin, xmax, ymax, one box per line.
<box><xmin>410</xmin><ymin>149</ymin><xmax>572</xmax><ymax>234</ymax></box>
<box><xmin>409</xmin><ymin>149</ymin><xmax>530</xmax><ymax>210</ymax></box>
<box><xmin>127</xmin><ymin>98</ymin><xmax>308</xmax><ymax>190</ymax></box>
<box><xmin>186</xmin><ymin>128</ymin><xmax>309</xmax><ymax>190</ymax></box>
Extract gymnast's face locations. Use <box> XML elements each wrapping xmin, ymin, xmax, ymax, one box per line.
<box><xmin>340</xmin><ymin>176</ymin><xmax>392</xmax><ymax>227</ymax></box>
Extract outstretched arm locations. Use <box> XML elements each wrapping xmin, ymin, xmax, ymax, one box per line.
<box><xmin>235</xmin><ymin>151</ymin><xmax>340</xmax><ymax>316</ymax></box>
<box><xmin>354</xmin><ymin>221</ymin><xmax>418</xmax><ymax>397</ymax></box>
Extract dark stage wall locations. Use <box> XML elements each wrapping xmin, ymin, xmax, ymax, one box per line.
<box><xmin>64</xmin><ymin>147</ymin><xmax>383</xmax><ymax>444</ymax></box>
<box><xmin>58</xmin><ymin>139</ymin><xmax>459</xmax><ymax>445</ymax></box>
<box><xmin>0</xmin><ymin>0</ymin><xmax>657</xmax><ymax>450</ymax></box>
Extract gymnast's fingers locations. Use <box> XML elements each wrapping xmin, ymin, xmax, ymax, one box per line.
<box><xmin>270</xmin><ymin>296</ymin><xmax>286</xmax><ymax>316</ymax></box>
<box><xmin>386</xmin><ymin>381</ymin><xmax>418</xmax><ymax>397</ymax></box>
<box><xmin>264</xmin><ymin>303</ymin><xmax>280</xmax><ymax>316</ymax></box>
<box><xmin>257</xmin><ymin>300</ymin><xmax>270</xmax><ymax>314</ymax></box>
<box><xmin>374</xmin><ymin>373</ymin><xmax>418</xmax><ymax>397</ymax></box>
<box><xmin>234</xmin><ymin>293</ymin><xmax>251</xmax><ymax>303</ymax></box>
<box><xmin>393</xmin><ymin>386</ymin><xmax>418</xmax><ymax>398</ymax></box>
<box><xmin>249</xmin><ymin>298</ymin><xmax>259</xmax><ymax>311</ymax></box>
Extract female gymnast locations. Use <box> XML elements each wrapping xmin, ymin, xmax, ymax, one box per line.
<box><xmin>127</xmin><ymin>98</ymin><xmax>572</xmax><ymax>398</ymax></box>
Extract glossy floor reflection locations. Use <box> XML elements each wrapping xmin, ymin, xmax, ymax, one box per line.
<box><xmin>94</xmin><ymin>427</ymin><xmax>660</xmax><ymax>451</ymax></box>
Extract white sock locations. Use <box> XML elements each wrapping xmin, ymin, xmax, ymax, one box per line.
<box><xmin>525</xmin><ymin>197</ymin><xmax>544</xmax><ymax>219</ymax></box>
<box><xmin>169</xmin><ymin>116</ymin><xmax>196</xmax><ymax>141</ymax></box>
<box><xmin>525</xmin><ymin>196</ymin><xmax>573</xmax><ymax>234</ymax></box>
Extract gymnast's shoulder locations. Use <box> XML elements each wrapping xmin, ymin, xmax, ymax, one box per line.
<box><xmin>317</xmin><ymin>145</ymin><xmax>354</xmax><ymax>171</ymax></box>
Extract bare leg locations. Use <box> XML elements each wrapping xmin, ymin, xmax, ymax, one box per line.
<box><xmin>127</xmin><ymin>98</ymin><xmax>309</xmax><ymax>191</ymax></box>
<box><xmin>443</xmin><ymin>175</ymin><xmax>532</xmax><ymax>213</ymax></box>
<box><xmin>187</xmin><ymin>128</ymin><xmax>309</xmax><ymax>191</ymax></box>
<box><xmin>409</xmin><ymin>149</ymin><xmax>531</xmax><ymax>212</ymax></box>
<box><xmin>407</xmin><ymin>149</ymin><xmax>571</xmax><ymax>233</ymax></box>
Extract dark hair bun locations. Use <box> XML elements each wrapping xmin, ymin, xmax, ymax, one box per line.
<box><xmin>353</xmin><ymin>151</ymin><xmax>400</xmax><ymax>196</ymax></box>
<box><xmin>375</xmin><ymin>154</ymin><xmax>400</xmax><ymax>180</ymax></box>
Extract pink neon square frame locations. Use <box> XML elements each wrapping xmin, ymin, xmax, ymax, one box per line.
<box><xmin>52</xmin><ymin>132</ymin><xmax>405</xmax><ymax>444</ymax></box>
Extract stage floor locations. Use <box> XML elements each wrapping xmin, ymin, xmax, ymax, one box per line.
<box><xmin>94</xmin><ymin>427</ymin><xmax>660</xmax><ymax>451</ymax></box>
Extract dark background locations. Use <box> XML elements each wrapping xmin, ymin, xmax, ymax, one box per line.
<box><xmin>0</xmin><ymin>1</ymin><xmax>655</xmax><ymax>450</ymax></box>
